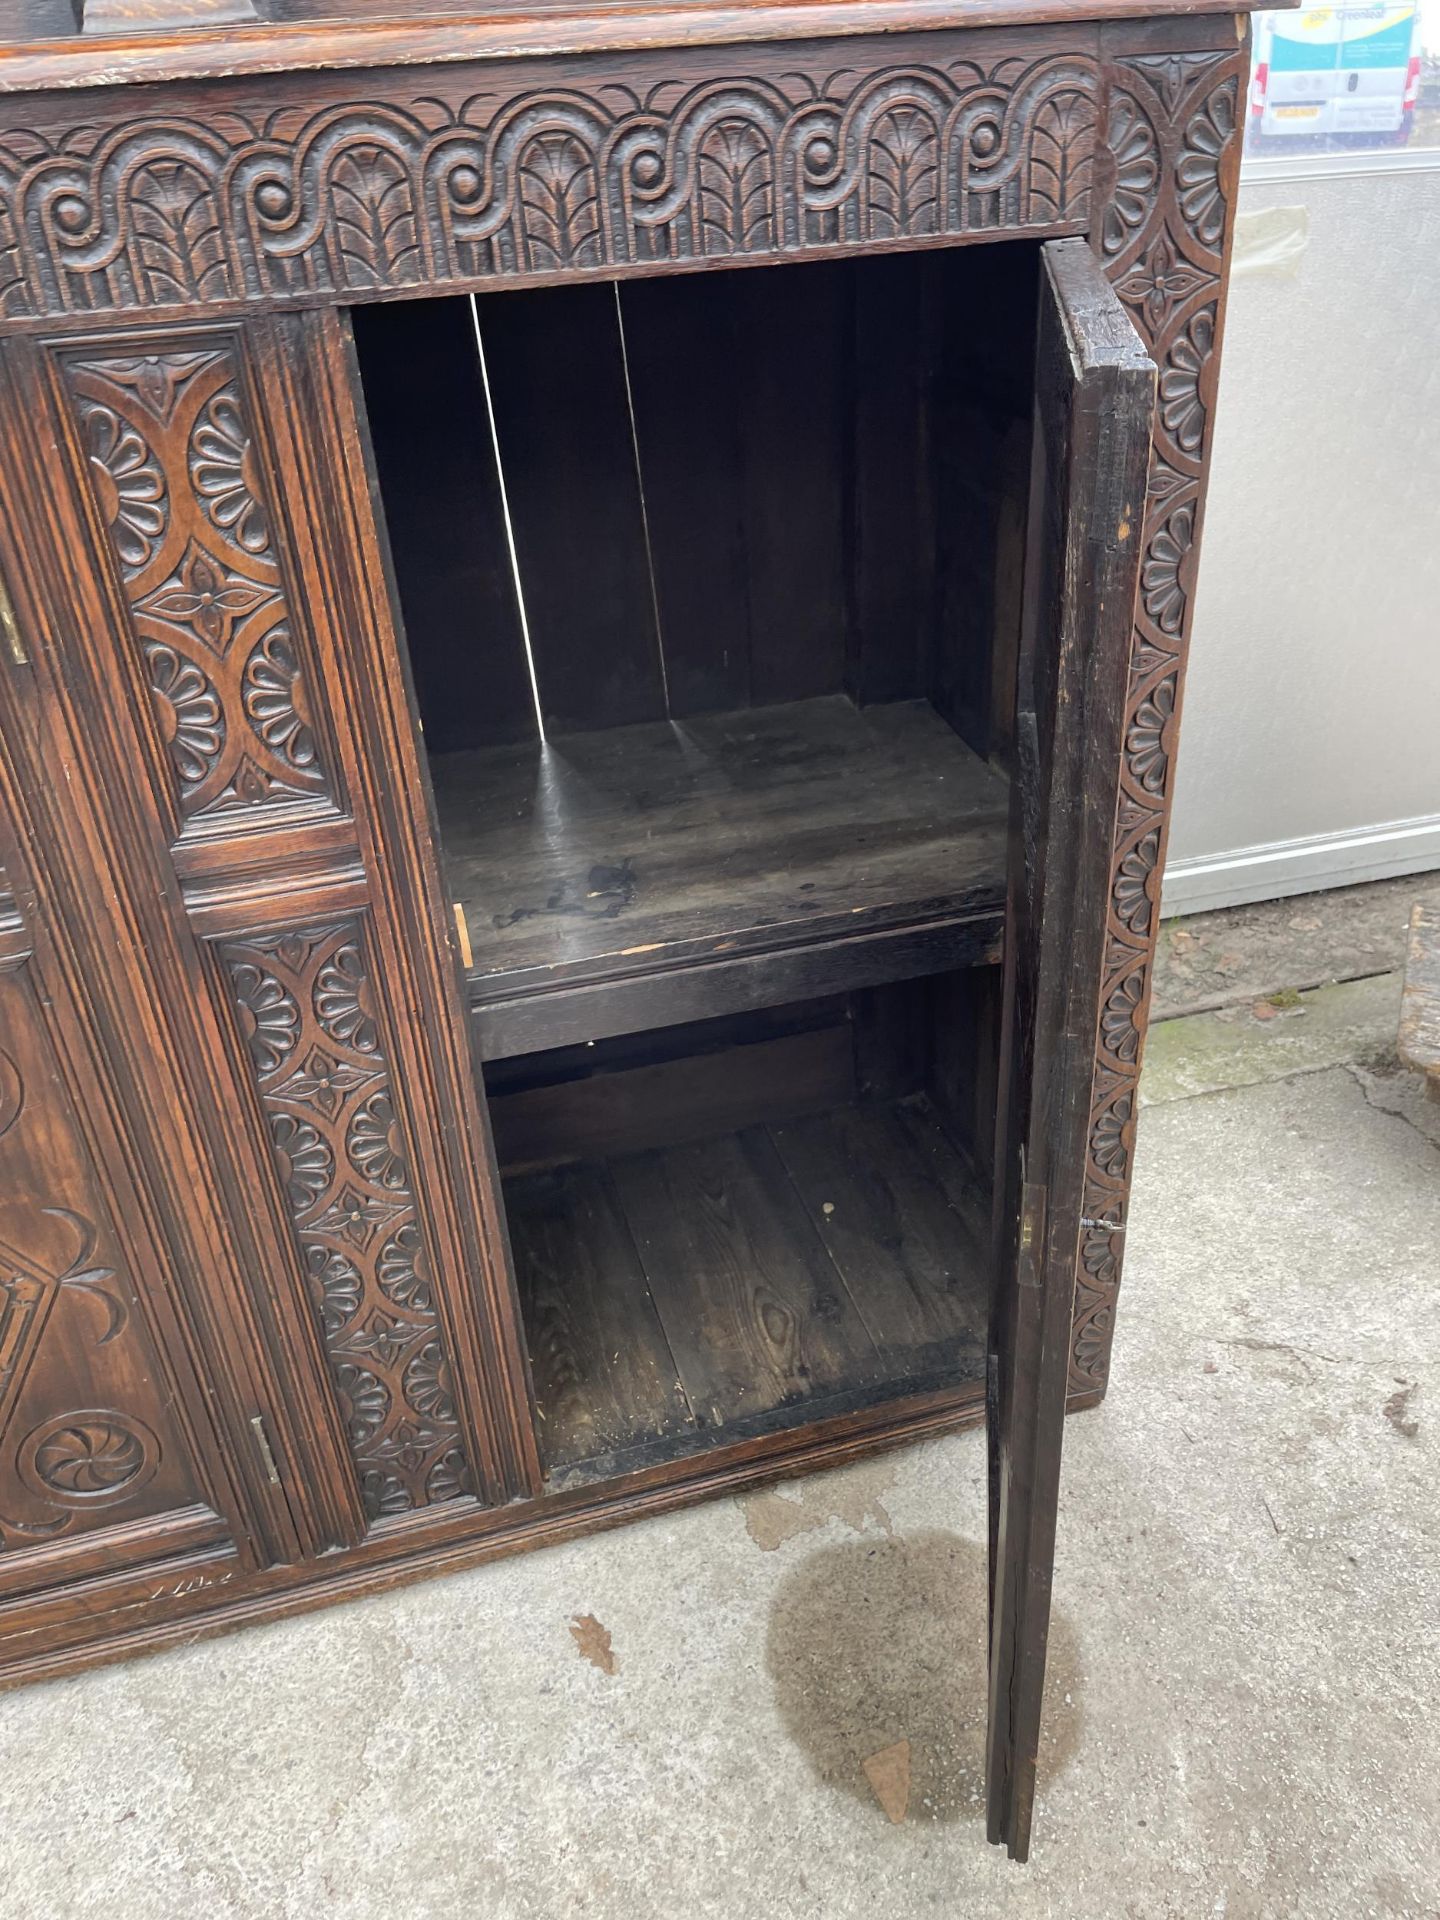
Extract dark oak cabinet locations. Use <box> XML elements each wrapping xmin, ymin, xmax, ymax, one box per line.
<box><xmin>0</xmin><ymin>0</ymin><xmax>1261</xmax><ymax>1860</ymax></box>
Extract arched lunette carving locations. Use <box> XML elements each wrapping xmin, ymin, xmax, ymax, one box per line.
<box><xmin>0</xmin><ymin>43</ymin><xmax>1100</xmax><ymax>320</ymax></box>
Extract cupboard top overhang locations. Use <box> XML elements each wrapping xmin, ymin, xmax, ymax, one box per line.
<box><xmin>0</xmin><ymin>9</ymin><xmax>1262</xmax><ymax>334</ymax></box>
<box><xmin>2</xmin><ymin>1</ymin><xmax>1289</xmax><ymax>97</ymax></box>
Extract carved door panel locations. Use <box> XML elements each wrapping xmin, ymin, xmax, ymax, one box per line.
<box><xmin>0</xmin><ymin>313</ymin><xmax>537</xmax><ymax>1556</ymax></box>
<box><xmin>986</xmin><ymin>239</ymin><xmax>1155</xmax><ymax>1861</ymax></box>
<box><xmin>0</xmin><ymin>841</ymin><xmax>240</xmax><ymax>1603</ymax></box>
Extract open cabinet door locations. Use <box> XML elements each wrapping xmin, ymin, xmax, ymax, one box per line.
<box><xmin>986</xmin><ymin>239</ymin><xmax>1156</xmax><ymax>1861</ymax></box>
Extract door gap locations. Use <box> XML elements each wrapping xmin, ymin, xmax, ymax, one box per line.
<box><xmin>469</xmin><ymin>293</ymin><xmax>546</xmax><ymax>741</ymax></box>
<box><xmin>613</xmin><ymin>281</ymin><xmax>671</xmax><ymax>719</ymax></box>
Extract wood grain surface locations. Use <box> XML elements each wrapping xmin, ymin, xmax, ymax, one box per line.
<box><xmin>436</xmin><ymin>694</ymin><xmax>1009</xmax><ymax>1004</ymax></box>
<box><xmin>0</xmin><ymin>2</ymin><xmax>1274</xmax><ymax>93</ymax></box>
<box><xmin>509</xmin><ymin>1095</ymin><xmax>988</xmax><ymax>1478</ymax></box>
<box><xmin>985</xmin><ymin>238</ymin><xmax>1154</xmax><ymax>1862</ymax></box>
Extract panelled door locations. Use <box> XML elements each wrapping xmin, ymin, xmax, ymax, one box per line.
<box><xmin>0</xmin><ymin>826</ymin><xmax>246</xmax><ymax>1608</ymax></box>
<box><xmin>986</xmin><ymin>239</ymin><xmax>1156</xmax><ymax>1861</ymax></box>
<box><xmin>0</xmin><ymin>312</ymin><xmax>537</xmax><ymax>1584</ymax></box>
<box><xmin>0</xmin><ymin>590</ymin><xmax>272</xmax><ymax>1646</ymax></box>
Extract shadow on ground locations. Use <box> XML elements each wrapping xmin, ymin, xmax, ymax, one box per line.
<box><xmin>764</xmin><ymin>1528</ymin><xmax>1082</xmax><ymax>1825</ymax></box>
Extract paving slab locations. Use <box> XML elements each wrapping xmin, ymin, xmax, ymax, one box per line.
<box><xmin>1152</xmin><ymin>873</ymin><xmax>1440</xmax><ymax>1020</ymax></box>
<box><xmin>1141</xmin><ymin>971</ymin><xmax>1405</xmax><ymax>1106</ymax></box>
<box><xmin>0</xmin><ymin>1061</ymin><xmax>1436</xmax><ymax>1920</ymax></box>
<box><xmin>4</xmin><ymin>874</ymin><xmax>1438</xmax><ymax>1918</ymax></box>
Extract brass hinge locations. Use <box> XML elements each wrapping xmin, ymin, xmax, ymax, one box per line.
<box><xmin>250</xmin><ymin>1414</ymin><xmax>282</xmax><ymax>1487</ymax></box>
<box><xmin>0</xmin><ymin>569</ymin><xmax>28</xmax><ymax>668</ymax></box>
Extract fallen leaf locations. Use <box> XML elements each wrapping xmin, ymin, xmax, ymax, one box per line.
<box><xmin>569</xmin><ymin>1613</ymin><xmax>618</xmax><ymax>1675</ymax></box>
<box><xmin>863</xmin><ymin>1739</ymin><xmax>911</xmax><ymax>1824</ymax></box>
<box><xmin>1383</xmin><ymin>1385</ymin><xmax>1419</xmax><ymax>1441</ymax></box>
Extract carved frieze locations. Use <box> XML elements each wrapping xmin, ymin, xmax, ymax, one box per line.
<box><xmin>0</xmin><ymin>42</ymin><xmax>1100</xmax><ymax>321</ymax></box>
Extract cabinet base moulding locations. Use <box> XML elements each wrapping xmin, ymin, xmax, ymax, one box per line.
<box><xmin>0</xmin><ymin>1379</ymin><xmax>995</xmax><ymax>1686</ymax></box>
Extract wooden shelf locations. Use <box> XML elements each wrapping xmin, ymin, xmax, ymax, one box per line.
<box><xmin>433</xmin><ymin>695</ymin><xmax>1009</xmax><ymax>1061</ymax></box>
<box><xmin>506</xmin><ymin>1092</ymin><xmax>989</xmax><ymax>1487</ymax></box>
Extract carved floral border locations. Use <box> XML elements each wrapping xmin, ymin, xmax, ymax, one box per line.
<box><xmin>1075</xmin><ymin>45</ymin><xmax>1245</xmax><ymax>1396</ymax></box>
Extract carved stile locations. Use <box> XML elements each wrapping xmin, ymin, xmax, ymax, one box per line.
<box><xmin>52</xmin><ymin>327</ymin><xmax>481</xmax><ymax>1525</ymax></box>
<box><xmin>1074</xmin><ymin>42</ymin><xmax>1245</xmax><ymax>1397</ymax></box>
<box><xmin>220</xmin><ymin>918</ymin><xmax>473</xmax><ymax>1520</ymax></box>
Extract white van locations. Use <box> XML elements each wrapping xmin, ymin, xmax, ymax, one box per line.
<box><xmin>1249</xmin><ymin>3</ymin><xmax>1423</xmax><ymax>148</ymax></box>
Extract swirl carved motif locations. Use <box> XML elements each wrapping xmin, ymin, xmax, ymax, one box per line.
<box><xmin>0</xmin><ymin>45</ymin><xmax>1098</xmax><ymax>321</ymax></box>
<box><xmin>19</xmin><ymin>1411</ymin><xmax>159</xmax><ymax>1506</ymax></box>
<box><xmin>1074</xmin><ymin>47</ymin><xmax>1246</xmax><ymax>1396</ymax></box>
<box><xmin>57</xmin><ymin>347</ymin><xmax>335</xmax><ymax>832</ymax></box>
<box><xmin>219</xmin><ymin>920</ymin><xmax>473</xmax><ymax>1519</ymax></box>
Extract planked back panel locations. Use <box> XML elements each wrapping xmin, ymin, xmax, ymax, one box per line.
<box><xmin>352</xmin><ymin>296</ymin><xmax>534</xmax><ymax>753</ymax></box>
<box><xmin>356</xmin><ymin>246</ymin><xmax>1038</xmax><ymax>752</ymax></box>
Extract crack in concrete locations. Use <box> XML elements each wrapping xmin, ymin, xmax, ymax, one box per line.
<box><xmin>1142</xmin><ymin>1055</ymin><xmax>1372</xmax><ymax>1112</ymax></box>
<box><xmin>1216</xmin><ymin>1337</ymin><xmax>1345</xmax><ymax>1369</ymax></box>
<box><xmin>1342</xmin><ymin>1061</ymin><xmax>1440</xmax><ymax>1154</ymax></box>
<box><xmin>1154</xmin><ymin>965</ymin><xmax>1400</xmax><ymax>1027</ymax></box>
<box><xmin>1215</xmin><ymin>1336</ymin><xmax>1430</xmax><ymax>1381</ymax></box>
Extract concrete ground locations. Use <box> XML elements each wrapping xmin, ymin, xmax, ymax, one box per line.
<box><xmin>1150</xmin><ymin>873</ymin><xmax>1431</xmax><ymax>1020</ymax></box>
<box><xmin>3</xmin><ymin>884</ymin><xmax>1438</xmax><ymax>1919</ymax></box>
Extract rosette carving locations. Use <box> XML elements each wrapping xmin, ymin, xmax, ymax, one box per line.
<box><xmin>219</xmin><ymin>920</ymin><xmax>471</xmax><ymax>1519</ymax></box>
<box><xmin>1074</xmin><ymin>45</ymin><xmax>1245</xmax><ymax>1396</ymax></box>
<box><xmin>58</xmin><ymin>349</ymin><xmax>334</xmax><ymax>830</ymax></box>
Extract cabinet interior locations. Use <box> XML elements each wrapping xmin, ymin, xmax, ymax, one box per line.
<box><xmin>353</xmin><ymin>243</ymin><xmax>1039</xmax><ymax>1487</ymax></box>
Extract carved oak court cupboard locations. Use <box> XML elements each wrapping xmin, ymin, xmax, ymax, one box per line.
<box><xmin>0</xmin><ymin>0</ymin><xmax>1264</xmax><ymax>1860</ymax></box>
